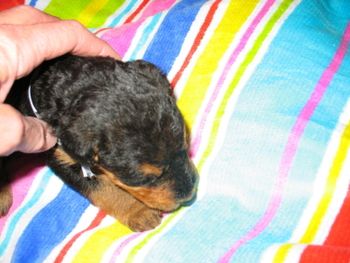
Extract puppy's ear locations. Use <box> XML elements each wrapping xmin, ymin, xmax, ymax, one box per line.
<box><xmin>127</xmin><ymin>60</ymin><xmax>172</xmax><ymax>95</ymax></box>
<box><xmin>59</xmin><ymin>93</ymin><xmax>102</xmax><ymax>165</ymax></box>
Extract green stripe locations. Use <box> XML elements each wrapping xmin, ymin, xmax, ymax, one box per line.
<box><xmin>197</xmin><ymin>0</ymin><xmax>295</xmax><ymax>171</ymax></box>
<box><xmin>87</xmin><ymin>0</ymin><xmax>125</xmax><ymax>28</ymax></box>
<box><xmin>44</xmin><ymin>0</ymin><xmax>91</xmax><ymax>20</ymax></box>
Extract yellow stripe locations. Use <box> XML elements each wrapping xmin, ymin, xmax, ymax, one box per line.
<box><xmin>273</xmin><ymin>121</ymin><xmax>350</xmax><ymax>262</ymax></box>
<box><xmin>72</xmin><ymin>221</ymin><xmax>132</xmax><ymax>263</ymax></box>
<box><xmin>177</xmin><ymin>0</ymin><xmax>259</xmax><ymax>129</ymax></box>
<box><xmin>76</xmin><ymin>0</ymin><xmax>111</xmax><ymax>26</ymax></box>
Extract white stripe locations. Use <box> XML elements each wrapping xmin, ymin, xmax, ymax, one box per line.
<box><xmin>170</xmin><ymin>0</ymin><xmax>229</xmax><ymax>98</ymax></box>
<box><xmin>60</xmin><ymin>216</ymin><xmax>116</xmax><ymax>263</ymax></box>
<box><xmin>260</xmin><ymin>243</ymin><xmax>305</xmax><ymax>263</ymax></box>
<box><xmin>27</xmin><ymin>0</ymin><xmax>50</xmax><ymax>10</ymax></box>
<box><xmin>283</xmin><ymin>244</ymin><xmax>305</xmax><ymax>263</ymax></box>
<box><xmin>44</xmin><ymin>205</ymin><xmax>100</xmax><ymax>262</ymax></box>
<box><xmin>260</xmin><ymin>244</ymin><xmax>282</xmax><ymax>262</ymax></box>
<box><xmin>45</xmin><ymin>207</ymin><xmax>114</xmax><ymax>263</ymax></box>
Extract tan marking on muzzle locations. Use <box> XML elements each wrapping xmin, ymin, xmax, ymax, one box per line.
<box><xmin>98</xmin><ymin>166</ymin><xmax>178</xmax><ymax>211</ymax></box>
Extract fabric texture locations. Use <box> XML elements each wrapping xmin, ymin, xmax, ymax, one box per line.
<box><xmin>1</xmin><ymin>0</ymin><xmax>350</xmax><ymax>262</ymax></box>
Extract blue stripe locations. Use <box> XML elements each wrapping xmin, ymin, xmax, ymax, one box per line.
<box><xmin>142</xmin><ymin>0</ymin><xmax>207</xmax><ymax>74</ymax></box>
<box><xmin>0</xmin><ymin>169</ymin><xmax>52</xmax><ymax>256</ymax></box>
<box><xmin>11</xmin><ymin>185</ymin><xmax>89</xmax><ymax>263</ymax></box>
<box><xmin>129</xmin><ymin>13</ymin><xmax>163</xmax><ymax>60</ymax></box>
<box><xmin>29</xmin><ymin>0</ymin><xmax>39</xmax><ymax>6</ymax></box>
<box><xmin>108</xmin><ymin>0</ymin><xmax>138</xmax><ymax>27</ymax></box>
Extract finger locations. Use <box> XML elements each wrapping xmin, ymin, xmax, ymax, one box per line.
<box><xmin>0</xmin><ymin>104</ymin><xmax>56</xmax><ymax>156</ymax></box>
<box><xmin>0</xmin><ymin>21</ymin><xmax>119</xmax><ymax>101</ymax></box>
<box><xmin>0</xmin><ymin>5</ymin><xmax>58</xmax><ymax>25</ymax></box>
<box><xmin>5</xmin><ymin>20</ymin><xmax>120</xmax><ymax>69</ymax></box>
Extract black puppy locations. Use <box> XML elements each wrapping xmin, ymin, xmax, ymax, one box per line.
<box><xmin>1</xmin><ymin>55</ymin><xmax>198</xmax><ymax>231</ymax></box>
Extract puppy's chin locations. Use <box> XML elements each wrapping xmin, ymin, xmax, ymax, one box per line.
<box><xmin>147</xmin><ymin>203</ymin><xmax>180</xmax><ymax>213</ymax></box>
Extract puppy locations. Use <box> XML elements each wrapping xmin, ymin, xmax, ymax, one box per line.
<box><xmin>1</xmin><ymin>55</ymin><xmax>198</xmax><ymax>231</ymax></box>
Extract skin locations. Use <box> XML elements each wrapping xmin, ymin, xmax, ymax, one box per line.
<box><xmin>0</xmin><ymin>5</ymin><xmax>120</xmax><ymax>156</ymax></box>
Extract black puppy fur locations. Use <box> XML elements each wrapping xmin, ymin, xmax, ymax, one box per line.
<box><xmin>1</xmin><ymin>55</ymin><xmax>198</xmax><ymax>231</ymax></box>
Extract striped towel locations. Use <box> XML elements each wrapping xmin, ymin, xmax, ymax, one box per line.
<box><xmin>1</xmin><ymin>0</ymin><xmax>350</xmax><ymax>262</ymax></box>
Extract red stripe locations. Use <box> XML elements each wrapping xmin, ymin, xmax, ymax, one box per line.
<box><xmin>54</xmin><ymin>210</ymin><xmax>106</xmax><ymax>263</ymax></box>
<box><xmin>0</xmin><ymin>0</ymin><xmax>24</xmax><ymax>11</ymax></box>
<box><xmin>325</xmin><ymin>193</ymin><xmax>350</xmax><ymax>246</ymax></box>
<box><xmin>300</xmin><ymin>245</ymin><xmax>350</xmax><ymax>263</ymax></box>
<box><xmin>171</xmin><ymin>0</ymin><xmax>221</xmax><ymax>88</ymax></box>
<box><xmin>124</xmin><ymin>0</ymin><xmax>152</xmax><ymax>24</ymax></box>
<box><xmin>300</xmin><ymin>192</ymin><xmax>350</xmax><ymax>262</ymax></box>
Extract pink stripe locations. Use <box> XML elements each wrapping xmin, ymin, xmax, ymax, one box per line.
<box><xmin>109</xmin><ymin>233</ymin><xmax>143</xmax><ymax>262</ymax></box>
<box><xmin>0</xmin><ymin>155</ymin><xmax>44</xmax><ymax>231</ymax></box>
<box><xmin>191</xmin><ymin>0</ymin><xmax>276</xmax><ymax>156</ymax></box>
<box><xmin>101</xmin><ymin>0</ymin><xmax>176</xmax><ymax>57</ymax></box>
<box><xmin>219</xmin><ymin>23</ymin><xmax>350</xmax><ymax>263</ymax></box>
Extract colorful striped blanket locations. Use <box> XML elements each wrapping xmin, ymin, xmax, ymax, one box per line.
<box><xmin>1</xmin><ymin>0</ymin><xmax>350</xmax><ymax>262</ymax></box>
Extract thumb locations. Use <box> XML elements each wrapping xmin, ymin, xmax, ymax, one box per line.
<box><xmin>0</xmin><ymin>104</ymin><xmax>57</xmax><ymax>156</ymax></box>
<box><xmin>18</xmin><ymin>116</ymin><xmax>57</xmax><ymax>154</ymax></box>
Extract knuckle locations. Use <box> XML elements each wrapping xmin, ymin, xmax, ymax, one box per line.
<box><xmin>10</xmin><ymin>116</ymin><xmax>25</xmax><ymax>146</ymax></box>
<box><xmin>65</xmin><ymin>19</ymin><xmax>84</xmax><ymax>31</ymax></box>
<box><xmin>37</xmin><ymin>123</ymin><xmax>48</xmax><ymax>151</ymax></box>
<box><xmin>0</xmin><ymin>105</ymin><xmax>25</xmax><ymax>154</ymax></box>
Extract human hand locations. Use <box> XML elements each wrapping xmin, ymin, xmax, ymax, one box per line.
<box><xmin>0</xmin><ymin>5</ymin><xmax>120</xmax><ymax>156</ymax></box>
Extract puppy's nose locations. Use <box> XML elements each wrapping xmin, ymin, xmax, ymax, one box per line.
<box><xmin>180</xmin><ymin>190</ymin><xmax>197</xmax><ymax>207</ymax></box>
<box><xmin>179</xmin><ymin>171</ymin><xmax>199</xmax><ymax>207</ymax></box>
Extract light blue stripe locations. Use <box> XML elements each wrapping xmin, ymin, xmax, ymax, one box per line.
<box><xmin>0</xmin><ymin>169</ymin><xmax>52</xmax><ymax>256</ymax></box>
<box><xmin>129</xmin><ymin>12</ymin><xmax>163</xmax><ymax>60</ymax></box>
<box><xmin>108</xmin><ymin>0</ymin><xmax>138</xmax><ymax>27</ymax></box>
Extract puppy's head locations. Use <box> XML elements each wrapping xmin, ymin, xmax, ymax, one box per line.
<box><xmin>33</xmin><ymin>56</ymin><xmax>198</xmax><ymax>211</ymax></box>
